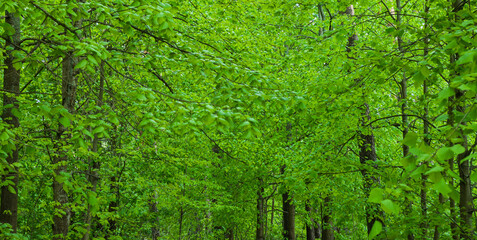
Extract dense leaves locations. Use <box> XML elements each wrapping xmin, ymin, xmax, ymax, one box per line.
<box><xmin>0</xmin><ymin>0</ymin><xmax>476</xmax><ymax>239</ymax></box>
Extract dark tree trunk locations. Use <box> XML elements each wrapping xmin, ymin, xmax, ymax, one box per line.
<box><xmin>450</xmin><ymin>1</ymin><xmax>472</xmax><ymax>237</ymax></box>
<box><xmin>281</xmin><ymin>181</ymin><xmax>296</xmax><ymax>240</ymax></box>
<box><xmin>305</xmin><ymin>201</ymin><xmax>315</xmax><ymax>240</ymax></box>
<box><xmin>359</xmin><ymin>104</ymin><xmax>384</xmax><ymax>236</ymax></box>
<box><xmin>83</xmin><ymin>61</ymin><xmax>105</xmax><ymax>240</ymax></box>
<box><xmin>281</xmin><ymin>122</ymin><xmax>295</xmax><ymax>240</ymax></box>
<box><xmin>225</xmin><ymin>228</ymin><xmax>234</xmax><ymax>240</ymax></box>
<box><xmin>107</xmin><ymin>175</ymin><xmax>118</xmax><ymax>238</ymax></box>
<box><xmin>447</xmin><ymin>102</ymin><xmax>459</xmax><ymax>240</ymax></box>
<box><xmin>52</xmin><ymin>2</ymin><xmax>84</xmax><ymax>237</ymax></box>
<box><xmin>456</xmin><ymin>91</ymin><xmax>472</xmax><ymax>239</ymax></box>
<box><xmin>256</xmin><ymin>180</ymin><xmax>265</xmax><ymax>240</ymax></box>
<box><xmin>0</xmin><ymin>11</ymin><xmax>21</xmax><ymax>232</ymax></box>
<box><xmin>150</xmin><ymin>198</ymin><xmax>160</xmax><ymax>240</ymax></box>
<box><xmin>52</xmin><ymin>46</ymin><xmax>77</xmax><ymax>239</ymax></box>
<box><xmin>321</xmin><ymin>196</ymin><xmax>334</xmax><ymax>240</ymax></box>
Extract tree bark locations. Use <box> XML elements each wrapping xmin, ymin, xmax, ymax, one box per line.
<box><xmin>281</xmin><ymin>178</ymin><xmax>296</xmax><ymax>240</ymax></box>
<box><xmin>359</xmin><ymin>104</ymin><xmax>384</xmax><ymax>236</ymax></box>
<box><xmin>282</xmin><ymin>122</ymin><xmax>295</xmax><ymax>240</ymax></box>
<box><xmin>450</xmin><ymin>1</ymin><xmax>472</xmax><ymax>238</ymax></box>
<box><xmin>447</xmin><ymin>102</ymin><xmax>459</xmax><ymax>240</ymax></box>
<box><xmin>344</xmin><ymin>4</ymin><xmax>385</xmax><ymax>237</ymax></box>
<box><xmin>305</xmin><ymin>200</ymin><xmax>315</xmax><ymax>240</ymax></box>
<box><xmin>0</xmin><ymin>10</ymin><xmax>21</xmax><ymax>232</ymax></box>
<box><xmin>83</xmin><ymin>61</ymin><xmax>105</xmax><ymax>240</ymax></box>
<box><xmin>256</xmin><ymin>179</ymin><xmax>265</xmax><ymax>240</ymax></box>
<box><xmin>321</xmin><ymin>196</ymin><xmax>334</xmax><ymax>240</ymax></box>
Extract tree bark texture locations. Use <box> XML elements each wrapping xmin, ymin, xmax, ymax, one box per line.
<box><xmin>83</xmin><ymin>61</ymin><xmax>105</xmax><ymax>240</ymax></box>
<box><xmin>0</xmin><ymin>11</ymin><xmax>21</xmax><ymax>232</ymax></box>
<box><xmin>281</xmin><ymin>122</ymin><xmax>295</xmax><ymax>240</ymax></box>
<box><xmin>305</xmin><ymin>201</ymin><xmax>316</xmax><ymax>240</ymax></box>
<box><xmin>321</xmin><ymin>196</ymin><xmax>334</xmax><ymax>240</ymax></box>
<box><xmin>256</xmin><ymin>181</ymin><xmax>265</xmax><ymax>240</ymax></box>
<box><xmin>359</xmin><ymin>104</ymin><xmax>384</xmax><ymax>235</ymax></box>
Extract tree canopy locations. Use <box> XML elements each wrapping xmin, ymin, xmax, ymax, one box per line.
<box><xmin>0</xmin><ymin>0</ymin><xmax>476</xmax><ymax>239</ymax></box>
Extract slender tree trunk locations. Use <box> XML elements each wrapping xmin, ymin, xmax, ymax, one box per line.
<box><xmin>359</xmin><ymin>104</ymin><xmax>384</xmax><ymax>236</ymax></box>
<box><xmin>256</xmin><ymin>179</ymin><xmax>265</xmax><ymax>240</ymax></box>
<box><xmin>107</xmin><ymin>175</ymin><xmax>118</xmax><ymax>238</ymax></box>
<box><xmin>225</xmin><ymin>227</ymin><xmax>234</xmax><ymax>240</ymax></box>
<box><xmin>447</xmin><ymin>102</ymin><xmax>459</xmax><ymax>240</ymax></box>
<box><xmin>281</xmin><ymin>178</ymin><xmax>296</xmax><ymax>240</ymax></box>
<box><xmin>53</xmin><ymin>2</ymin><xmax>83</xmax><ymax>238</ymax></box>
<box><xmin>179</xmin><ymin>205</ymin><xmax>184</xmax><ymax>240</ymax></box>
<box><xmin>321</xmin><ymin>196</ymin><xmax>334</xmax><ymax>240</ymax></box>
<box><xmin>0</xmin><ymin>11</ymin><xmax>21</xmax><ymax>232</ymax></box>
<box><xmin>456</xmin><ymin>90</ymin><xmax>472</xmax><ymax>239</ymax></box>
<box><xmin>344</xmin><ymin>4</ymin><xmax>385</xmax><ymax>237</ymax></box>
<box><xmin>83</xmin><ymin>61</ymin><xmax>105</xmax><ymax>240</ymax></box>
<box><xmin>53</xmin><ymin>45</ymin><xmax>77</xmax><ymax>240</ymax></box>
<box><xmin>305</xmin><ymin>200</ymin><xmax>315</xmax><ymax>240</ymax></box>
<box><xmin>449</xmin><ymin>1</ymin><xmax>473</xmax><ymax>238</ymax></box>
<box><xmin>282</xmin><ymin>122</ymin><xmax>295</xmax><ymax>240</ymax></box>
<box><xmin>270</xmin><ymin>197</ymin><xmax>275</xmax><ymax>227</ymax></box>
<box><xmin>150</xmin><ymin>195</ymin><xmax>160</xmax><ymax>240</ymax></box>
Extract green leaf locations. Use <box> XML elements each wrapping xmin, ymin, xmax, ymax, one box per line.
<box><xmin>456</xmin><ymin>50</ymin><xmax>476</xmax><ymax>65</ymax></box>
<box><xmin>425</xmin><ymin>165</ymin><xmax>444</xmax><ymax>175</ymax></box>
<box><xmin>59</xmin><ymin>117</ymin><xmax>70</xmax><ymax>128</ymax></box>
<box><xmin>433</xmin><ymin>179</ymin><xmax>452</xmax><ymax>196</ymax></box>
<box><xmin>239</xmin><ymin>121</ymin><xmax>251</xmax><ymax>129</ymax></box>
<box><xmin>436</xmin><ymin>147</ymin><xmax>453</xmax><ymax>161</ymax></box>
<box><xmin>75</xmin><ymin>59</ymin><xmax>88</xmax><ymax>69</ymax></box>
<box><xmin>92</xmin><ymin>126</ymin><xmax>105</xmax><ymax>135</ymax></box>
<box><xmin>403</xmin><ymin>132</ymin><xmax>418</xmax><ymax>147</ymax></box>
<box><xmin>87</xmin><ymin>55</ymin><xmax>98</xmax><ymax>66</ymax></box>
<box><xmin>87</xmin><ymin>191</ymin><xmax>99</xmax><ymax>214</ymax></box>
<box><xmin>137</xmin><ymin>94</ymin><xmax>147</xmax><ymax>101</ymax></box>
<box><xmin>368</xmin><ymin>188</ymin><xmax>384</xmax><ymax>203</ymax></box>
<box><xmin>381</xmin><ymin>199</ymin><xmax>399</xmax><ymax>214</ymax></box>
<box><xmin>438</xmin><ymin>87</ymin><xmax>455</xmax><ymax>100</ymax></box>
<box><xmin>369</xmin><ymin>221</ymin><xmax>382</xmax><ymax>240</ymax></box>
<box><xmin>450</xmin><ymin>144</ymin><xmax>465</xmax><ymax>155</ymax></box>
<box><xmin>0</xmin><ymin>132</ymin><xmax>9</xmax><ymax>141</ymax></box>
<box><xmin>7</xmin><ymin>185</ymin><xmax>16</xmax><ymax>194</ymax></box>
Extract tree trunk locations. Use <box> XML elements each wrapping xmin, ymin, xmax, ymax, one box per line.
<box><xmin>256</xmin><ymin>179</ymin><xmax>265</xmax><ymax>240</ymax></box>
<box><xmin>150</xmin><ymin>196</ymin><xmax>160</xmax><ymax>240</ymax></box>
<box><xmin>321</xmin><ymin>196</ymin><xmax>334</xmax><ymax>240</ymax></box>
<box><xmin>456</xmin><ymin>90</ymin><xmax>472</xmax><ymax>239</ymax></box>
<box><xmin>0</xmin><ymin>10</ymin><xmax>21</xmax><ymax>232</ymax></box>
<box><xmin>53</xmin><ymin>2</ymin><xmax>83</xmax><ymax>237</ymax></box>
<box><xmin>282</xmin><ymin>122</ymin><xmax>295</xmax><ymax>240</ymax></box>
<box><xmin>305</xmin><ymin>200</ymin><xmax>315</xmax><ymax>240</ymax></box>
<box><xmin>447</xmin><ymin>102</ymin><xmax>459</xmax><ymax>240</ymax></box>
<box><xmin>52</xmin><ymin>46</ymin><xmax>77</xmax><ymax>239</ymax></box>
<box><xmin>83</xmin><ymin>61</ymin><xmax>105</xmax><ymax>240</ymax></box>
<box><xmin>450</xmin><ymin>1</ymin><xmax>472</xmax><ymax>238</ymax></box>
<box><xmin>281</xmin><ymin>180</ymin><xmax>296</xmax><ymax>240</ymax></box>
<box><xmin>359</xmin><ymin>104</ymin><xmax>384</xmax><ymax>236</ymax></box>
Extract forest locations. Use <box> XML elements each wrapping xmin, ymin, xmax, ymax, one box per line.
<box><xmin>0</xmin><ymin>0</ymin><xmax>476</xmax><ymax>239</ymax></box>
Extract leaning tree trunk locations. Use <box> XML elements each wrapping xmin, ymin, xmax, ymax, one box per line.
<box><xmin>0</xmin><ymin>10</ymin><xmax>21</xmax><ymax>232</ymax></box>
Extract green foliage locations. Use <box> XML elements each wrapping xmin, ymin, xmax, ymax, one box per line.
<box><xmin>0</xmin><ymin>0</ymin><xmax>476</xmax><ymax>239</ymax></box>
